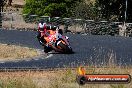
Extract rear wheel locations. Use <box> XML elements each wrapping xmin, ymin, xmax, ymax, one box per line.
<box><xmin>44</xmin><ymin>46</ymin><xmax>52</xmax><ymax>53</ymax></box>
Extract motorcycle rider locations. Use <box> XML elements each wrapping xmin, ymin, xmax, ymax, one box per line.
<box><xmin>37</xmin><ymin>20</ymin><xmax>46</xmax><ymax>46</ymax></box>
<box><xmin>37</xmin><ymin>20</ymin><xmax>52</xmax><ymax>53</ymax></box>
<box><xmin>37</xmin><ymin>20</ymin><xmax>63</xmax><ymax>53</ymax></box>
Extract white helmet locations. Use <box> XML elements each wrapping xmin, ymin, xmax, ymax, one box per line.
<box><xmin>39</xmin><ymin>22</ymin><xmax>46</xmax><ymax>28</ymax></box>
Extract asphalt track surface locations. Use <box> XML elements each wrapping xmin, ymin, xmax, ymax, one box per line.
<box><xmin>0</xmin><ymin>29</ymin><xmax>132</xmax><ymax>69</ymax></box>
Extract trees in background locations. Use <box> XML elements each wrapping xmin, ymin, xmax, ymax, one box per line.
<box><xmin>23</xmin><ymin>0</ymin><xmax>80</xmax><ymax>17</ymax></box>
<box><xmin>23</xmin><ymin>0</ymin><xmax>132</xmax><ymax>22</ymax></box>
<box><xmin>71</xmin><ymin>1</ymin><xmax>98</xmax><ymax>20</ymax></box>
<box><xmin>96</xmin><ymin>0</ymin><xmax>132</xmax><ymax>22</ymax></box>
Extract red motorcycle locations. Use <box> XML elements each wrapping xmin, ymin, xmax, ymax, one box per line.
<box><xmin>43</xmin><ymin>26</ymin><xmax>73</xmax><ymax>54</ymax></box>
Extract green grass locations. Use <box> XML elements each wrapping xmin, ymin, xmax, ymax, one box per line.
<box><xmin>0</xmin><ymin>66</ymin><xmax>131</xmax><ymax>88</ymax></box>
<box><xmin>0</xmin><ymin>77</ymin><xmax>37</xmax><ymax>88</ymax></box>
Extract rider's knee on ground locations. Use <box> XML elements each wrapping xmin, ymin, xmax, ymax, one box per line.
<box><xmin>44</xmin><ymin>46</ymin><xmax>52</xmax><ymax>53</ymax></box>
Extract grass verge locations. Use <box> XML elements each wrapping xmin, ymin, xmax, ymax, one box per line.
<box><xmin>0</xmin><ymin>43</ymin><xmax>39</xmax><ymax>60</ymax></box>
<box><xmin>0</xmin><ymin>66</ymin><xmax>131</xmax><ymax>88</ymax></box>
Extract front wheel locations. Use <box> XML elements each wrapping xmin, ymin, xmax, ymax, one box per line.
<box><xmin>57</xmin><ymin>42</ymin><xmax>73</xmax><ymax>54</ymax></box>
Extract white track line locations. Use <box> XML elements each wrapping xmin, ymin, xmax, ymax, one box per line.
<box><xmin>34</xmin><ymin>59</ymin><xmax>39</xmax><ymax>60</ymax></box>
<box><xmin>25</xmin><ymin>59</ymin><xmax>31</xmax><ymax>61</ymax></box>
<box><xmin>0</xmin><ymin>62</ymin><xmax>5</xmax><ymax>63</ymax></box>
<box><xmin>45</xmin><ymin>54</ymin><xmax>53</xmax><ymax>59</ymax></box>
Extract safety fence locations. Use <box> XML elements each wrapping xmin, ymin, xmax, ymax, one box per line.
<box><xmin>1</xmin><ymin>12</ymin><xmax>132</xmax><ymax>37</ymax></box>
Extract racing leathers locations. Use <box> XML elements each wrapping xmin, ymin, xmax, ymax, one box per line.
<box><xmin>37</xmin><ymin>23</ymin><xmax>62</xmax><ymax>53</ymax></box>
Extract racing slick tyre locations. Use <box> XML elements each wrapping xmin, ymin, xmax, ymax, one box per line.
<box><xmin>57</xmin><ymin>42</ymin><xmax>73</xmax><ymax>54</ymax></box>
